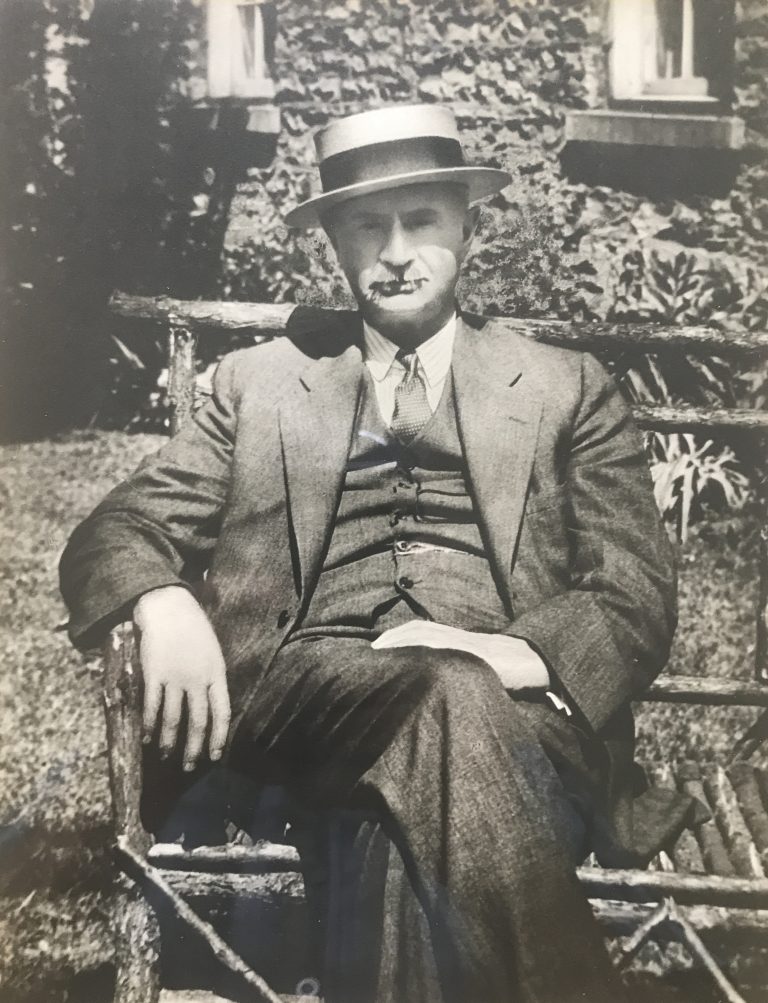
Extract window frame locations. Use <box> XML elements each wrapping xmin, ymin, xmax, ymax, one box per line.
<box><xmin>607</xmin><ymin>0</ymin><xmax>734</xmax><ymax>112</ymax></box>
<box><xmin>206</xmin><ymin>0</ymin><xmax>275</xmax><ymax>101</ymax></box>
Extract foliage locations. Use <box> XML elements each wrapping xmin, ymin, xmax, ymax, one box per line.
<box><xmin>649</xmin><ymin>435</ymin><xmax>750</xmax><ymax>542</ymax></box>
<box><xmin>220</xmin><ymin>209</ymin><xmax>351</xmax><ymax>308</ymax></box>
<box><xmin>599</xmin><ymin>249</ymin><xmax>764</xmax><ymax>536</ymax></box>
<box><xmin>102</xmin><ymin>332</ymin><xmax>171</xmax><ymax>432</ymax></box>
<box><xmin>1</xmin><ymin>0</ymin><xmax>229</xmax><ymax>437</ymax></box>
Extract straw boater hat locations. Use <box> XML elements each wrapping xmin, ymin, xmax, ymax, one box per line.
<box><xmin>284</xmin><ymin>104</ymin><xmax>512</xmax><ymax>229</ymax></box>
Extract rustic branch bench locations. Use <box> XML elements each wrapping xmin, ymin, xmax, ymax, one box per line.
<box><xmin>104</xmin><ymin>293</ymin><xmax>768</xmax><ymax>1003</ymax></box>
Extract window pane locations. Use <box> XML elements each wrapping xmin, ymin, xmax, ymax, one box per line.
<box><xmin>237</xmin><ymin>4</ymin><xmax>257</xmax><ymax>79</ymax></box>
<box><xmin>610</xmin><ymin>0</ymin><xmax>722</xmax><ymax>100</ymax></box>
<box><xmin>642</xmin><ymin>0</ymin><xmax>709</xmax><ymax>95</ymax></box>
<box><xmin>655</xmin><ymin>0</ymin><xmax>680</xmax><ymax>78</ymax></box>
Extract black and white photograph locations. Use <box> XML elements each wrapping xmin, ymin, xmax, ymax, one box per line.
<box><xmin>2</xmin><ymin>1</ymin><xmax>767</xmax><ymax>1001</ymax></box>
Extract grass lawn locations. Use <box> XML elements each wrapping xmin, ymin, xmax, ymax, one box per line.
<box><xmin>0</xmin><ymin>430</ymin><xmax>764</xmax><ymax>1001</ymax></box>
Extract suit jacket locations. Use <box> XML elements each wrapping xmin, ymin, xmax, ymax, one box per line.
<box><xmin>60</xmin><ymin>312</ymin><xmax>682</xmax><ymax>858</ymax></box>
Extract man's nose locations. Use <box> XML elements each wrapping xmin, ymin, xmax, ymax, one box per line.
<box><xmin>380</xmin><ymin>220</ymin><xmax>413</xmax><ymax>269</ymax></box>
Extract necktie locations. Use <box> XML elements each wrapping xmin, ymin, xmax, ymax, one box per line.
<box><xmin>391</xmin><ymin>349</ymin><xmax>432</xmax><ymax>443</ymax></box>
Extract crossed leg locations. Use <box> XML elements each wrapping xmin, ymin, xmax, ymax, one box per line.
<box><xmin>230</xmin><ymin>636</ymin><xmax>628</xmax><ymax>1003</ymax></box>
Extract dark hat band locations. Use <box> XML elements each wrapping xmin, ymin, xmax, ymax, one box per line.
<box><xmin>319</xmin><ymin>136</ymin><xmax>465</xmax><ymax>194</ymax></box>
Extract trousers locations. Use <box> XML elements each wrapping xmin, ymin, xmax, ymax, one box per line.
<box><xmin>229</xmin><ymin>635</ymin><xmax>628</xmax><ymax>1003</ymax></box>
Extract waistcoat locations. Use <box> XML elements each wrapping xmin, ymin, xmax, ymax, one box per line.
<box><xmin>295</xmin><ymin>369</ymin><xmax>511</xmax><ymax>638</ymax></box>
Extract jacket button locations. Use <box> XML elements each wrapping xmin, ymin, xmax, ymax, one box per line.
<box><xmin>397</xmin><ymin>575</ymin><xmax>414</xmax><ymax>590</ymax></box>
<box><xmin>277</xmin><ymin>609</ymin><xmax>291</xmax><ymax>628</ymax></box>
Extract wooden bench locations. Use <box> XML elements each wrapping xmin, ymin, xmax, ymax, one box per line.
<box><xmin>104</xmin><ymin>293</ymin><xmax>768</xmax><ymax>1003</ymax></box>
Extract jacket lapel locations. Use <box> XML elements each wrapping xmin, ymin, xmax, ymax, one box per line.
<box><xmin>452</xmin><ymin>317</ymin><xmax>543</xmax><ymax>600</ymax></box>
<box><xmin>279</xmin><ymin>327</ymin><xmax>364</xmax><ymax>600</ymax></box>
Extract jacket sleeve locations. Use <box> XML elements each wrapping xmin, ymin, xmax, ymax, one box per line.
<box><xmin>59</xmin><ymin>353</ymin><xmax>239</xmax><ymax>649</ymax></box>
<box><xmin>508</xmin><ymin>353</ymin><xmax>677</xmax><ymax>732</ymax></box>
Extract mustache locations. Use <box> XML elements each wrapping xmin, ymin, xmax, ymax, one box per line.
<box><xmin>363</xmin><ymin>266</ymin><xmax>428</xmax><ymax>303</ymax></box>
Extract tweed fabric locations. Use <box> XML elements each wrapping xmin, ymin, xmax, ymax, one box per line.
<box><xmin>61</xmin><ymin>315</ymin><xmax>678</xmax><ymax>739</ymax></box>
<box><xmin>391</xmin><ymin>349</ymin><xmax>433</xmax><ymax>442</ymax></box>
<box><xmin>298</xmin><ymin>370</ymin><xmax>507</xmax><ymax>636</ymax></box>
<box><xmin>231</xmin><ymin>637</ymin><xmax>628</xmax><ymax>1003</ymax></box>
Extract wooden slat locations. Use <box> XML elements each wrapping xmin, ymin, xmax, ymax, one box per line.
<box><xmin>160</xmin><ymin>994</ymin><xmax>315</xmax><ymax>1003</ymax></box>
<box><xmin>577</xmin><ymin>868</ymin><xmax>768</xmax><ymax>909</ymax></box>
<box><xmin>702</xmin><ymin>766</ymin><xmax>765</xmax><ymax>878</ymax></box>
<box><xmin>104</xmin><ymin>626</ymin><xmax>160</xmax><ymax>1003</ymax></box>
<box><xmin>109</xmin><ymin>293</ymin><xmax>768</xmax><ymax>355</ymax></box>
<box><xmin>729</xmin><ymin>764</ymin><xmax>768</xmax><ymax>867</ymax></box>
<box><xmin>633</xmin><ymin>404</ymin><xmax>768</xmax><ymax>433</ymax></box>
<box><xmin>757</xmin><ymin>467</ymin><xmax>768</xmax><ymax>682</ymax></box>
<box><xmin>592</xmin><ymin>898</ymin><xmax>768</xmax><ymax>936</ymax></box>
<box><xmin>104</xmin><ymin>625</ymin><xmax>149</xmax><ymax>852</ymax></box>
<box><xmin>114</xmin><ymin>875</ymin><xmax>161</xmax><ymax>1003</ymax></box>
<box><xmin>163</xmin><ymin>868</ymin><xmax>305</xmax><ymax>902</ymax></box>
<box><xmin>112</xmin><ymin>293</ymin><xmax>296</xmax><ymax>333</ymax></box>
<box><xmin>149</xmin><ymin>841</ymin><xmax>301</xmax><ymax>873</ymax></box>
<box><xmin>641</xmin><ymin>677</ymin><xmax>768</xmax><ymax>706</ymax></box>
<box><xmin>677</xmin><ymin>762</ymin><xmax>737</xmax><ymax>876</ymax></box>
<box><xmin>159</xmin><ymin>993</ymin><xmax>239</xmax><ymax>1003</ymax></box>
<box><xmin>167</xmin><ymin>326</ymin><xmax>197</xmax><ymax>436</ymax></box>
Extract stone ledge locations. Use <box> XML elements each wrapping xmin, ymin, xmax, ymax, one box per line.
<box><xmin>565</xmin><ymin>110</ymin><xmax>744</xmax><ymax>150</ymax></box>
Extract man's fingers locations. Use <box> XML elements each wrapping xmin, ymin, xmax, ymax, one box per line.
<box><xmin>208</xmin><ymin>680</ymin><xmax>231</xmax><ymax>762</ymax></box>
<box><xmin>142</xmin><ymin>679</ymin><xmax>162</xmax><ymax>740</ymax></box>
<box><xmin>159</xmin><ymin>686</ymin><xmax>183</xmax><ymax>756</ymax></box>
<box><xmin>183</xmin><ymin>689</ymin><xmax>209</xmax><ymax>772</ymax></box>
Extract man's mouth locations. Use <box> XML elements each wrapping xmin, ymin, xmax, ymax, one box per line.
<box><xmin>368</xmin><ymin>277</ymin><xmax>427</xmax><ymax>299</ymax></box>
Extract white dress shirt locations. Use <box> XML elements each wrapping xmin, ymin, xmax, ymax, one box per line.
<box><xmin>362</xmin><ymin>314</ymin><xmax>456</xmax><ymax>424</ymax></box>
<box><xmin>360</xmin><ymin>315</ymin><xmax>566</xmax><ymax>710</ymax></box>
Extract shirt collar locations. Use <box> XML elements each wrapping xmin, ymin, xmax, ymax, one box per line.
<box><xmin>362</xmin><ymin>313</ymin><xmax>457</xmax><ymax>388</ymax></box>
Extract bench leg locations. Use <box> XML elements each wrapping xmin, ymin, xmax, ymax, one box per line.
<box><xmin>113</xmin><ymin>874</ymin><xmax>160</xmax><ymax>1003</ymax></box>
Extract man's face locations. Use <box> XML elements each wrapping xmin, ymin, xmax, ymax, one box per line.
<box><xmin>324</xmin><ymin>182</ymin><xmax>479</xmax><ymax>346</ymax></box>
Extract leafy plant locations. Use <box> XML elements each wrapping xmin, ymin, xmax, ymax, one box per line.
<box><xmin>648</xmin><ymin>434</ymin><xmax>750</xmax><ymax>542</ymax></box>
<box><xmin>102</xmin><ymin>333</ymin><xmax>169</xmax><ymax>432</ymax></box>
<box><xmin>603</xmin><ymin>249</ymin><xmax>763</xmax><ymax>538</ymax></box>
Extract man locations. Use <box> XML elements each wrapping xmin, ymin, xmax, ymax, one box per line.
<box><xmin>61</xmin><ymin>105</ymin><xmax>687</xmax><ymax>1002</ymax></box>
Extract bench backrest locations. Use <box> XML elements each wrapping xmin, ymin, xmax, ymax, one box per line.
<box><xmin>110</xmin><ymin>292</ymin><xmax>768</xmax><ymax>694</ymax></box>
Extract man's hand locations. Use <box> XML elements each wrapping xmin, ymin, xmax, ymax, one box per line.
<box><xmin>372</xmin><ymin>620</ymin><xmax>550</xmax><ymax>691</ymax></box>
<box><xmin>133</xmin><ymin>586</ymin><xmax>231</xmax><ymax>772</ymax></box>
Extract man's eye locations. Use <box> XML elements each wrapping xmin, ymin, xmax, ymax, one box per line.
<box><xmin>406</xmin><ymin>217</ymin><xmax>434</xmax><ymax>230</ymax></box>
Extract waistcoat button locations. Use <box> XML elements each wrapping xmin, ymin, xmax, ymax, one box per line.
<box><xmin>277</xmin><ymin>609</ymin><xmax>291</xmax><ymax>628</ymax></box>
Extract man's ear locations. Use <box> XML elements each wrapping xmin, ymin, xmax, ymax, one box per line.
<box><xmin>460</xmin><ymin>204</ymin><xmax>481</xmax><ymax>256</ymax></box>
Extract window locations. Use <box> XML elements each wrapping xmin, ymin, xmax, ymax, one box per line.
<box><xmin>563</xmin><ymin>0</ymin><xmax>741</xmax><ymax>187</ymax></box>
<box><xmin>207</xmin><ymin>0</ymin><xmax>274</xmax><ymax>100</ymax></box>
<box><xmin>609</xmin><ymin>0</ymin><xmax>731</xmax><ymax>104</ymax></box>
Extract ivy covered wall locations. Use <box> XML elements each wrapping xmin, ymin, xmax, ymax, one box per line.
<box><xmin>3</xmin><ymin>1</ymin><xmax>766</xmax><ymax>436</ymax></box>
<box><xmin>223</xmin><ymin>0</ymin><xmax>767</xmax><ymax>334</ymax></box>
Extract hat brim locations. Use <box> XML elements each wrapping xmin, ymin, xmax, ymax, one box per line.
<box><xmin>284</xmin><ymin>166</ymin><xmax>512</xmax><ymax>229</ymax></box>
